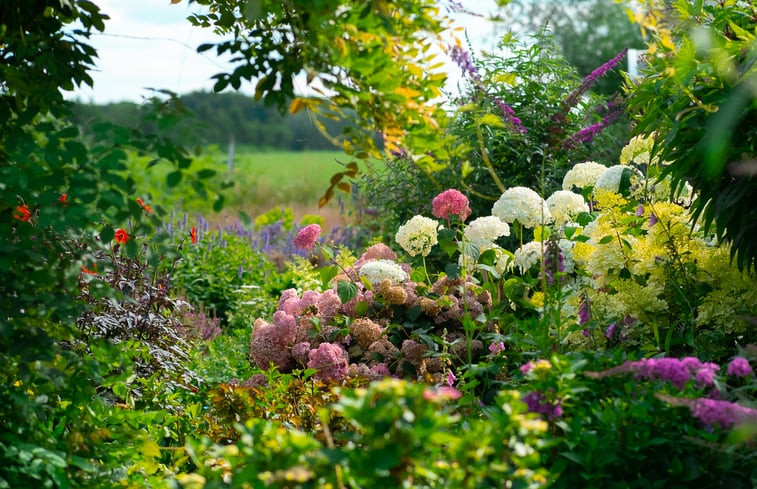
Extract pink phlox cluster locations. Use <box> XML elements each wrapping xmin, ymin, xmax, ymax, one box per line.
<box><xmin>307</xmin><ymin>342</ymin><xmax>349</xmax><ymax>381</ymax></box>
<box><xmin>293</xmin><ymin>223</ymin><xmax>321</xmax><ymax>250</ymax></box>
<box><xmin>620</xmin><ymin>357</ymin><xmax>721</xmax><ymax>389</ymax></box>
<box><xmin>432</xmin><ymin>189</ymin><xmax>471</xmax><ymax>221</ymax></box>
<box><xmin>727</xmin><ymin>357</ymin><xmax>753</xmax><ymax>377</ymax></box>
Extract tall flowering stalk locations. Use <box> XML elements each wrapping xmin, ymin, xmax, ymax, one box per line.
<box><xmin>564</xmin><ymin>100</ymin><xmax>625</xmax><ymax>148</ymax></box>
<box><xmin>550</xmin><ymin>48</ymin><xmax>628</xmax><ymax>145</ymax></box>
<box><xmin>561</xmin><ymin>49</ymin><xmax>628</xmax><ymax>113</ymax></box>
<box><xmin>448</xmin><ymin>44</ymin><xmax>525</xmax><ymax>133</ymax></box>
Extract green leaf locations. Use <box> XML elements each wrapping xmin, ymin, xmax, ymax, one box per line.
<box><xmin>213</xmin><ymin>194</ymin><xmax>225</xmax><ymax>212</ymax></box>
<box><xmin>337</xmin><ymin>280</ymin><xmax>358</xmax><ymax>304</ymax></box>
<box><xmin>320</xmin><ymin>265</ymin><xmax>338</xmax><ymax>286</ymax></box>
<box><xmin>166</xmin><ymin>171</ymin><xmax>182</xmax><ymax>187</ymax></box>
<box><xmin>598</xmin><ymin>235</ymin><xmax>615</xmax><ymax>245</ymax></box>
<box><xmin>196</xmin><ymin>169</ymin><xmax>217</xmax><ymax>179</ymax></box>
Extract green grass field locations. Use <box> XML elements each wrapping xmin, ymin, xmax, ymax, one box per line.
<box><xmin>228</xmin><ymin>148</ymin><xmax>352</xmax><ymax>206</ymax></box>
<box><xmin>127</xmin><ymin>147</ymin><xmax>382</xmax><ymax>229</ymax></box>
<box><xmin>208</xmin><ymin>147</ymin><xmax>384</xmax><ymax>229</ymax></box>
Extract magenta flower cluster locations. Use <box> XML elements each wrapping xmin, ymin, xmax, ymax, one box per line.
<box><xmin>614</xmin><ymin>357</ymin><xmax>721</xmax><ymax>389</ymax></box>
<box><xmin>663</xmin><ymin>396</ymin><xmax>757</xmax><ymax>429</ymax></box>
<box><xmin>432</xmin><ymin>189</ymin><xmax>471</xmax><ymax>221</ymax></box>
<box><xmin>522</xmin><ymin>391</ymin><xmax>563</xmax><ymax>419</ymax></box>
<box><xmin>293</xmin><ymin>223</ymin><xmax>322</xmax><ymax>250</ymax></box>
<box><xmin>726</xmin><ymin>357</ymin><xmax>753</xmax><ymax>377</ymax></box>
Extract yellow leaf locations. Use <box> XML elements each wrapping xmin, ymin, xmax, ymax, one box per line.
<box><xmin>461</xmin><ymin>160</ymin><xmax>474</xmax><ymax>178</ymax></box>
<box><xmin>660</xmin><ymin>33</ymin><xmax>675</xmax><ymax>51</ymax></box>
<box><xmin>493</xmin><ymin>73</ymin><xmax>516</xmax><ymax>86</ymax></box>
<box><xmin>289</xmin><ymin>98</ymin><xmax>307</xmax><ymax>115</ymax></box>
<box><xmin>142</xmin><ymin>439</ymin><xmax>161</xmax><ymax>459</ymax></box>
<box><xmin>478</xmin><ymin>113</ymin><xmax>505</xmax><ymax>128</ymax></box>
<box><xmin>394</xmin><ymin>86</ymin><xmax>422</xmax><ymax>99</ymax></box>
<box><xmin>337</xmin><ymin>182</ymin><xmax>351</xmax><ymax>193</ymax></box>
<box><xmin>170</xmin><ymin>0</ymin><xmax>181</xmax><ymax>3</ymax></box>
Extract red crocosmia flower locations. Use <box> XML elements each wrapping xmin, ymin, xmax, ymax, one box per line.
<box><xmin>58</xmin><ymin>194</ymin><xmax>68</xmax><ymax>204</ymax></box>
<box><xmin>114</xmin><ymin>228</ymin><xmax>129</xmax><ymax>244</ymax></box>
<box><xmin>13</xmin><ymin>204</ymin><xmax>31</xmax><ymax>222</ymax></box>
<box><xmin>136</xmin><ymin>197</ymin><xmax>152</xmax><ymax>214</ymax></box>
<box><xmin>81</xmin><ymin>264</ymin><xmax>97</xmax><ymax>275</ymax></box>
<box><xmin>190</xmin><ymin>226</ymin><xmax>197</xmax><ymax>244</ymax></box>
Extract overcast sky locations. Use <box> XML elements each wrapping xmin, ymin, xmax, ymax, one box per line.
<box><xmin>67</xmin><ymin>1</ymin><xmax>504</xmax><ymax>105</ymax></box>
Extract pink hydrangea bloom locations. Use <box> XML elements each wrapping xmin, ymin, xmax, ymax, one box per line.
<box><xmin>291</xmin><ymin>342</ymin><xmax>311</xmax><ymax>366</ymax></box>
<box><xmin>727</xmin><ymin>357</ymin><xmax>753</xmax><ymax>377</ymax></box>
<box><xmin>354</xmin><ymin>243</ymin><xmax>398</xmax><ymax>267</ymax></box>
<box><xmin>369</xmin><ymin>363</ymin><xmax>391</xmax><ymax>378</ymax></box>
<box><xmin>293</xmin><ymin>223</ymin><xmax>322</xmax><ymax>250</ymax></box>
<box><xmin>250</xmin><ymin>318</ymin><xmax>293</xmax><ymax>371</ymax></box>
<box><xmin>432</xmin><ymin>189</ymin><xmax>470</xmax><ymax>220</ymax></box>
<box><xmin>307</xmin><ymin>342</ymin><xmax>349</xmax><ymax>381</ymax></box>
<box><xmin>432</xmin><ymin>189</ymin><xmax>471</xmax><ymax>221</ymax></box>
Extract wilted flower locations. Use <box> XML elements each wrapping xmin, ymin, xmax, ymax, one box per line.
<box><xmin>293</xmin><ymin>223</ymin><xmax>322</xmax><ymax>250</ymax></box>
<box><xmin>395</xmin><ymin>215</ymin><xmax>439</xmax><ymax>257</ymax></box>
<box><xmin>492</xmin><ymin>187</ymin><xmax>552</xmax><ymax>229</ymax></box>
<box><xmin>432</xmin><ymin>189</ymin><xmax>471</xmax><ymax>221</ymax></box>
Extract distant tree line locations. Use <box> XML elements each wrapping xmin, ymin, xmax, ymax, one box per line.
<box><xmin>70</xmin><ymin>91</ymin><xmax>351</xmax><ymax>150</ymax></box>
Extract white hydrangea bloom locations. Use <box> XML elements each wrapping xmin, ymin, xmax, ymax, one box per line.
<box><xmin>648</xmin><ymin>175</ymin><xmax>695</xmax><ymax>206</ymax></box>
<box><xmin>395</xmin><ymin>215</ymin><xmax>439</xmax><ymax>257</ymax></box>
<box><xmin>562</xmin><ymin>161</ymin><xmax>607</xmax><ymax>191</ymax></box>
<box><xmin>594</xmin><ymin>165</ymin><xmax>644</xmax><ymax>194</ymax></box>
<box><xmin>464</xmin><ymin>216</ymin><xmax>510</xmax><ymax>249</ymax></box>
<box><xmin>513</xmin><ymin>241</ymin><xmax>545</xmax><ymax>273</ymax></box>
<box><xmin>495</xmin><ymin>248</ymin><xmax>515</xmax><ymax>275</ymax></box>
<box><xmin>546</xmin><ymin>190</ymin><xmax>589</xmax><ymax>226</ymax></box>
<box><xmin>513</xmin><ymin>240</ymin><xmax>576</xmax><ymax>274</ymax></box>
<box><xmin>358</xmin><ymin>259</ymin><xmax>408</xmax><ymax>285</ymax></box>
<box><xmin>491</xmin><ymin>187</ymin><xmax>552</xmax><ymax>229</ymax></box>
<box><xmin>619</xmin><ymin>134</ymin><xmax>654</xmax><ymax>166</ymax></box>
